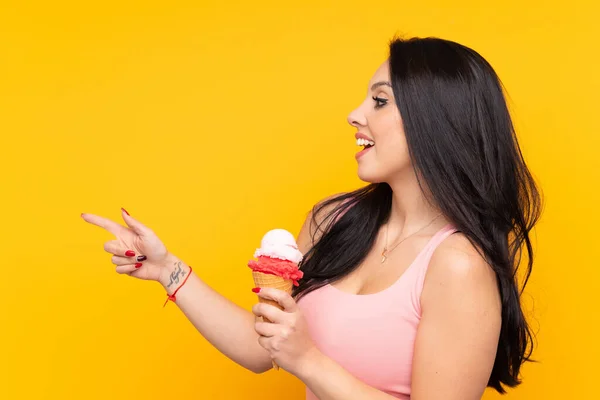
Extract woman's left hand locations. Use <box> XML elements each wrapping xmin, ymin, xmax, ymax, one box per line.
<box><xmin>252</xmin><ymin>287</ymin><xmax>320</xmax><ymax>376</ymax></box>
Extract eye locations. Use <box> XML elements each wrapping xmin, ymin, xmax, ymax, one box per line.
<box><xmin>372</xmin><ymin>96</ymin><xmax>388</xmax><ymax>109</ymax></box>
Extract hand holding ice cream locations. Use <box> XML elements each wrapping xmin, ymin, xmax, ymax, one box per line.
<box><xmin>248</xmin><ymin>229</ymin><xmax>304</xmax><ymax>370</ymax></box>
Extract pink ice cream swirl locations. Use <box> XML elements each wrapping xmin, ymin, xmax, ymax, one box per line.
<box><xmin>248</xmin><ymin>256</ymin><xmax>304</xmax><ymax>286</ymax></box>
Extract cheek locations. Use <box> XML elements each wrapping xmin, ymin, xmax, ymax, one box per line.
<box><xmin>357</xmin><ymin>135</ymin><xmax>411</xmax><ymax>183</ymax></box>
<box><xmin>375</xmin><ymin>116</ymin><xmax>410</xmax><ymax>164</ymax></box>
<box><xmin>378</xmin><ymin>135</ymin><xmax>410</xmax><ymax>168</ymax></box>
<box><xmin>373</xmin><ymin>109</ymin><xmax>407</xmax><ymax>152</ymax></box>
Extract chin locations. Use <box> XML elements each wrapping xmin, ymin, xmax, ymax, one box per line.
<box><xmin>357</xmin><ymin>166</ymin><xmax>384</xmax><ymax>184</ymax></box>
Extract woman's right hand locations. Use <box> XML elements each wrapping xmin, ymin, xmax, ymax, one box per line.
<box><xmin>81</xmin><ymin>208</ymin><xmax>174</xmax><ymax>284</ymax></box>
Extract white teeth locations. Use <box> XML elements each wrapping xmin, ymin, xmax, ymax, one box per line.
<box><xmin>356</xmin><ymin>138</ymin><xmax>375</xmax><ymax>147</ymax></box>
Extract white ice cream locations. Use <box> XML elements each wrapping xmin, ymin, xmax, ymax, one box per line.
<box><xmin>253</xmin><ymin>228</ymin><xmax>303</xmax><ymax>264</ymax></box>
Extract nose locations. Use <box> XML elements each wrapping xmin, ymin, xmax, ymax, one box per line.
<box><xmin>347</xmin><ymin>106</ymin><xmax>366</xmax><ymax>128</ymax></box>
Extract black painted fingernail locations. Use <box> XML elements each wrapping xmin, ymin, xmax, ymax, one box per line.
<box><xmin>136</xmin><ymin>255</ymin><xmax>147</xmax><ymax>262</ymax></box>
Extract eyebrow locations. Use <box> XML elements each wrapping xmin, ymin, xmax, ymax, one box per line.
<box><xmin>370</xmin><ymin>81</ymin><xmax>392</xmax><ymax>91</ymax></box>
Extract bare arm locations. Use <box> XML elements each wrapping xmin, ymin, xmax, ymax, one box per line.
<box><xmin>82</xmin><ymin>197</ymin><xmax>342</xmax><ymax>375</ymax></box>
<box><xmin>159</xmin><ymin>255</ymin><xmax>273</xmax><ymax>374</ymax></box>
<box><xmin>83</xmin><ymin>210</ymin><xmax>275</xmax><ymax>374</ymax></box>
<box><xmin>411</xmin><ymin>234</ymin><xmax>502</xmax><ymax>399</ymax></box>
<box><xmin>158</xmin><ymin>194</ymin><xmax>342</xmax><ymax>373</ymax></box>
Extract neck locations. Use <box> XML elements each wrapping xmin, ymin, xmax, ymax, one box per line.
<box><xmin>386</xmin><ymin>170</ymin><xmax>448</xmax><ymax>237</ymax></box>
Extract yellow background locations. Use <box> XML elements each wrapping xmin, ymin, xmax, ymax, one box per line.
<box><xmin>1</xmin><ymin>1</ymin><xmax>598</xmax><ymax>399</ymax></box>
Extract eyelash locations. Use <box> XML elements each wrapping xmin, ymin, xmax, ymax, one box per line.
<box><xmin>372</xmin><ymin>96</ymin><xmax>388</xmax><ymax>109</ymax></box>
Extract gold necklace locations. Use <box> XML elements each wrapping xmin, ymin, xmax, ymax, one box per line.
<box><xmin>381</xmin><ymin>214</ymin><xmax>443</xmax><ymax>263</ymax></box>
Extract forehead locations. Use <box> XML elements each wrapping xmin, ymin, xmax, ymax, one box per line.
<box><xmin>368</xmin><ymin>60</ymin><xmax>391</xmax><ymax>88</ymax></box>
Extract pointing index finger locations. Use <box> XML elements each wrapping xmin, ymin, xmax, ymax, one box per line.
<box><xmin>81</xmin><ymin>213</ymin><xmax>129</xmax><ymax>237</ymax></box>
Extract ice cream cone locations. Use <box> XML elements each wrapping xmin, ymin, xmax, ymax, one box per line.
<box><xmin>249</xmin><ymin>229</ymin><xmax>304</xmax><ymax>371</ymax></box>
<box><xmin>252</xmin><ymin>271</ymin><xmax>293</xmax><ymax>370</ymax></box>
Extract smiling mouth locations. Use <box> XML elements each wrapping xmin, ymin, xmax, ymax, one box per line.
<box><xmin>356</xmin><ymin>138</ymin><xmax>375</xmax><ymax>150</ymax></box>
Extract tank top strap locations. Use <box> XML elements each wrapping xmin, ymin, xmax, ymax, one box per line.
<box><xmin>411</xmin><ymin>223</ymin><xmax>459</xmax><ymax>316</ymax></box>
<box><xmin>424</xmin><ymin>223</ymin><xmax>459</xmax><ymax>253</ymax></box>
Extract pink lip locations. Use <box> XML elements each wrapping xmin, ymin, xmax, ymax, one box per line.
<box><xmin>355</xmin><ymin>146</ymin><xmax>373</xmax><ymax>160</ymax></box>
<box><xmin>355</xmin><ymin>132</ymin><xmax>374</xmax><ymax>141</ymax></box>
<box><xmin>355</xmin><ymin>132</ymin><xmax>374</xmax><ymax>160</ymax></box>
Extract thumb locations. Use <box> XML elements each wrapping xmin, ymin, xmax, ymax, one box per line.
<box><xmin>121</xmin><ymin>208</ymin><xmax>151</xmax><ymax>236</ymax></box>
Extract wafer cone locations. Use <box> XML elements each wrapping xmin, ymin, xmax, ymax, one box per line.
<box><xmin>252</xmin><ymin>270</ymin><xmax>294</xmax><ymax>370</ymax></box>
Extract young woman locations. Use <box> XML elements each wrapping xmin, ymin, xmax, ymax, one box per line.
<box><xmin>82</xmin><ymin>36</ymin><xmax>541</xmax><ymax>399</ymax></box>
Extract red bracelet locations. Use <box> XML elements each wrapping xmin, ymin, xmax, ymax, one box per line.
<box><xmin>163</xmin><ymin>266</ymin><xmax>193</xmax><ymax>307</ymax></box>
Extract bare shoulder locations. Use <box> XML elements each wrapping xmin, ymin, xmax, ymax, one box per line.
<box><xmin>422</xmin><ymin>232</ymin><xmax>501</xmax><ymax>310</ymax></box>
<box><xmin>429</xmin><ymin>232</ymin><xmax>496</xmax><ymax>282</ymax></box>
<box><xmin>296</xmin><ymin>193</ymin><xmax>347</xmax><ymax>255</ymax></box>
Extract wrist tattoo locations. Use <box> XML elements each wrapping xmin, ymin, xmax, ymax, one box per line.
<box><xmin>166</xmin><ymin>261</ymin><xmax>186</xmax><ymax>288</ymax></box>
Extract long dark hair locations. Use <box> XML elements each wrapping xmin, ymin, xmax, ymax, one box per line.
<box><xmin>293</xmin><ymin>36</ymin><xmax>542</xmax><ymax>393</ymax></box>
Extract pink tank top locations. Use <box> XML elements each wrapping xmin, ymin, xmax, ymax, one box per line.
<box><xmin>297</xmin><ymin>224</ymin><xmax>458</xmax><ymax>399</ymax></box>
